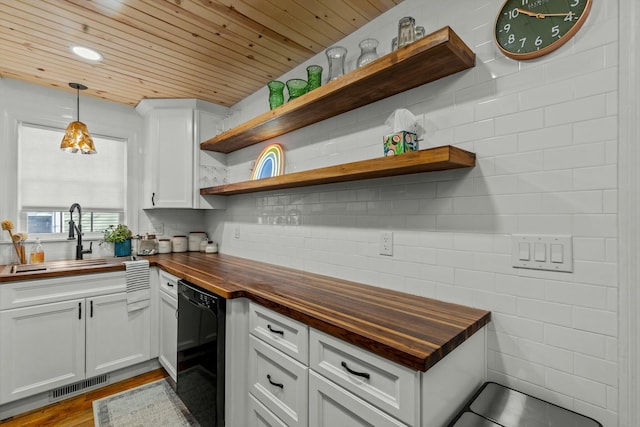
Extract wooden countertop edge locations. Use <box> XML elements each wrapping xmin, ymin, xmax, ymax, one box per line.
<box><xmin>0</xmin><ymin>254</ymin><xmax>491</xmax><ymax>371</ymax></box>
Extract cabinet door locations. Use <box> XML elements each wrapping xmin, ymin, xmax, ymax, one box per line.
<box><xmin>85</xmin><ymin>293</ymin><xmax>151</xmax><ymax>377</ymax></box>
<box><xmin>159</xmin><ymin>290</ymin><xmax>178</xmax><ymax>381</ymax></box>
<box><xmin>0</xmin><ymin>299</ymin><xmax>85</xmax><ymax>404</ymax></box>
<box><xmin>151</xmin><ymin>108</ymin><xmax>194</xmax><ymax>208</ymax></box>
<box><xmin>308</xmin><ymin>371</ymin><xmax>407</xmax><ymax>427</ymax></box>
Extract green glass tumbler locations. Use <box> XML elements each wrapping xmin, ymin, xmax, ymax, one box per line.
<box><xmin>286</xmin><ymin>79</ymin><xmax>308</xmax><ymax>101</ymax></box>
<box><xmin>306</xmin><ymin>65</ymin><xmax>323</xmax><ymax>91</ymax></box>
<box><xmin>267</xmin><ymin>80</ymin><xmax>285</xmax><ymax>110</ymax></box>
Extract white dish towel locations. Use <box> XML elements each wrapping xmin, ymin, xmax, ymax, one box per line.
<box><xmin>123</xmin><ymin>260</ymin><xmax>150</xmax><ymax>312</ymax></box>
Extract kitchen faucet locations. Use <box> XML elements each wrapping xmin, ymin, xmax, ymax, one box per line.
<box><xmin>68</xmin><ymin>203</ymin><xmax>92</xmax><ymax>260</ymax></box>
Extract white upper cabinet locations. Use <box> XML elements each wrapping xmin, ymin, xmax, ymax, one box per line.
<box><xmin>136</xmin><ymin>99</ymin><xmax>228</xmax><ymax>209</ymax></box>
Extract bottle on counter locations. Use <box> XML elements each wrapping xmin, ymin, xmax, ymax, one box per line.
<box><xmin>30</xmin><ymin>237</ymin><xmax>45</xmax><ymax>264</ymax></box>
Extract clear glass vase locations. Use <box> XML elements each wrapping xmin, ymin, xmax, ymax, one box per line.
<box><xmin>356</xmin><ymin>38</ymin><xmax>379</xmax><ymax>68</ymax></box>
<box><xmin>267</xmin><ymin>80</ymin><xmax>285</xmax><ymax>110</ymax></box>
<box><xmin>398</xmin><ymin>16</ymin><xmax>416</xmax><ymax>48</ymax></box>
<box><xmin>325</xmin><ymin>46</ymin><xmax>347</xmax><ymax>82</ymax></box>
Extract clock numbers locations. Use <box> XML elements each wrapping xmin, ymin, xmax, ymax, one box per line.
<box><xmin>494</xmin><ymin>0</ymin><xmax>591</xmax><ymax>59</ymax></box>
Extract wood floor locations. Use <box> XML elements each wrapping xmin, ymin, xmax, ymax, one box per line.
<box><xmin>0</xmin><ymin>369</ymin><xmax>168</xmax><ymax>427</ymax></box>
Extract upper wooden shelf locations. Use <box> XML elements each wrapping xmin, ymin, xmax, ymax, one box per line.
<box><xmin>200</xmin><ymin>146</ymin><xmax>475</xmax><ymax>196</ymax></box>
<box><xmin>200</xmin><ymin>26</ymin><xmax>475</xmax><ymax>154</ymax></box>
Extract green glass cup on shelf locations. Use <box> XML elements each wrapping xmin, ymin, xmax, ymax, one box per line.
<box><xmin>267</xmin><ymin>80</ymin><xmax>285</xmax><ymax>110</ymax></box>
<box><xmin>286</xmin><ymin>79</ymin><xmax>308</xmax><ymax>102</ymax></box>
<box><xmin>306</xmin><ymin>65</ymin><xmax>323</xmax><ymax>91</ymax></box>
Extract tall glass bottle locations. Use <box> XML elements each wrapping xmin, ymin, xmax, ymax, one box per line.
<box><xmin>356</xmin><ymin>38</ymin><xmax>379</xmax><ymax>68</ymax></box>
<box><xmin>325</xmin><ymin>46</ymin><xmax>347</xmax><ymax>82</ymax></box>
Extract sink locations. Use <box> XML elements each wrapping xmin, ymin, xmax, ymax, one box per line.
<box><xmin>10</xmin><ymin>257</ymin><xmax>121</xmax><ymax>274</ymax></box>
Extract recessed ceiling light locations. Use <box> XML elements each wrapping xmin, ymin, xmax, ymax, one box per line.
<box><xmin>71</xmin><ymin>46</ymin><xmax>103</xmax><ymax>61</ymax></box>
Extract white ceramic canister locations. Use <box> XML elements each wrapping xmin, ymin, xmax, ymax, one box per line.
<box><xmin>172</xmin><ymin>235</ymin><xmax>188</xmax><ymax>252</ymax></box>
<box><xmin>188</xmin><ymin>232</ymin><xmax>208</xmax><ymax>251</ymax></box>
<box><xmin>158</xmin><ymin>238</ymin><xmax>172</xmax><ymax>254</ymax></box>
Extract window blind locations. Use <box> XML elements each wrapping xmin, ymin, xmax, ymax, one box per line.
<box><xmin>18</xmin><ymin>123</ymin><xmax>126</xmax><ymax>211</ymax></box>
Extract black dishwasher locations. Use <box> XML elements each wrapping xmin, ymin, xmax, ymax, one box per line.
<box><xmin>177</xmin><ymin>279</ymin><xmax>225</xmax><ymax>426</ymax></box>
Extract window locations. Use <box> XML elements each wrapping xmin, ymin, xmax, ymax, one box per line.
<box><xmin>18</xmin><ymin>123</ymin><xmax>126</xmax><ymax>236</ymax></box>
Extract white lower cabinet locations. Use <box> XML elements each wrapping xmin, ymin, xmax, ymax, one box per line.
<box><xmin>249</xmin><ymin>335</ymin><xmax>308</xmax><ymax>427</ymax></box>
<box><xmin>247</xmin><ymin>303</ymin><xmax>487</xmax><ymax>427</ymax></box>
<box><xmin>0</xmin><ymin>299</ymin><xmax>86</xmax><ymax>403</ymax></box>
<box><xmin>158</xmin><ymin>270</ymin><xmax>179</xmax><ymax>381</ymax></box>
<box><xmin>85</xmin><ymin>292</ymin><xmax>151</xmax><ymax>377</ymax></box>
<box><xmin>0</xmin><ymin>272</ymin><xmax>151</xmax><ymax>405</ymax></box>
<box><xmin>308</xmin><ymin>370</ymin><xmax>407</xmax><ymax>427</ymax></box>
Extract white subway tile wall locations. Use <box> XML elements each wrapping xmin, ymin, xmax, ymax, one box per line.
<box><xmin>210</xmin><ymin>0</ymin><xmax>620</xmax><ymax>425</ymax></box>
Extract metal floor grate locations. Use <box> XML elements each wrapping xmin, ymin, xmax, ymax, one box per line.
<box><xmin>49</xmin><ymin>374</ymin><xmax>109</xmax><ymax>401</ymax></box>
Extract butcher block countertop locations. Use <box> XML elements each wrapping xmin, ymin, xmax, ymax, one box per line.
<box><xmin>0</xmin><ymin>252</ymin><xmax>490</xmax><ymax>371</ymax></box>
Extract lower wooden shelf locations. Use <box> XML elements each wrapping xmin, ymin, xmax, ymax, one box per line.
<box><xmin>200</xmin><ymin>145</ymin><xmax>475</xmax><ymax>196</ymax></box>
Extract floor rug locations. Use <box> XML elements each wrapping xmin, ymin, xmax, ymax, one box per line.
<box><xmin>93</xmin><ymin>378</ymin><xmax>199</xmax><ymax>427</ymax></box>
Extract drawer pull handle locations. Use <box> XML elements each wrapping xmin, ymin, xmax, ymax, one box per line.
<box><xmin>167</xmin><ymin>282</ymin><xmax>174</xmax><ymax>287</ymax></box>
<box><xmin>341</xmin><ymin>361</ymin><xmax>371</xmax><ymax>380</ymax></box>
<box><xmin>267</xmin><ymin>324</ymin><xmax>284</xmax><ymax>336</ymax></box>
<box><xmin>267</xmin><ymin>374</ymin><xmax>284</xmax><ymax>389</ymax></box>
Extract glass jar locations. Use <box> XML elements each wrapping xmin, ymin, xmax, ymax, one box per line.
<box><xmin>325</xmin><ymin>46</ymin><xmax>347</xmax><ymax>82</ymax></box>
<box><xmin>356</xmin><ymin>38</ymin><xmax>379</xmax><ymax>68</ymax></box>
<box><xmin>158</xmin><ymin>239</ymin><xmax>172</xmax><ymax>254</ymax></box>
<box><xmin>267</xmin><ymin>80</ymin><xmax>285</xmax><ymax>110</ymax></box>
<box><xmin>415</xmin><ymin>26</ymin><xmax>426</xmax><ymax>39</ymax></box>
<box><xmin>398</xmin><ymin>16</ymin><xmax>416</xmax><ymax>48</ymax></box>
<box><xmin>172</xmin><ymin>235</ymin><xmax>188</xmax><ymax>253</ymax></box>
<box><xmin>306</xmin><ymin>65</ymin><xmax>323</xmax><ymax>91</ymax></box>
<box><xmin>30</xmin><ymin>237</ymin><xmax>44</xmax><ymax>264</ymax></box>
<box><xmin>286</xmin><ymin>79</ymin><xmax>308</xmax><ymax>102</ymax></box>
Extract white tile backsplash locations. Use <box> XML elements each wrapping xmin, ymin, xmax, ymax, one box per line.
<box><xmin>205</xmin><ymin>0</ymin><xmax>621</xmax><ymax>423</ymax></box>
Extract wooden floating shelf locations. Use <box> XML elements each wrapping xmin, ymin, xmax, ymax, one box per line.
<box><xmin>200</xmin><ymin>26</ymin><xmax>476</xmax><ymax>154</ymax></box>
<box><xmin>200</xmin><ymin>146</ymin><xmax>476</xmax><ymax>196</ymax></box>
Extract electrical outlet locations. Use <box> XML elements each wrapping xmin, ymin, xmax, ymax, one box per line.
<box><xmin>380</xmin><ymin>231</ymin><xmax>393</xmax><ymax>256</ymax></box>
<box><xmin>234</xmin><ymin>227</ymin><xmax>240</xmax><ymax>239</ymax></box>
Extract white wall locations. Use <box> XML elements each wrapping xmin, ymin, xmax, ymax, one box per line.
<box><xmin>209</xmin><ymin>0</ymin><xmax>620</xmax><ymax>425</ymax></box>
<box><xmin>0</xmin><ymin>79</ymin><xmax>144</xmax><ymax>262</ymax></box>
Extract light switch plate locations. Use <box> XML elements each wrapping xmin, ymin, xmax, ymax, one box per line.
<box><xmin>512</xmin><ymin>235</ymin><xmax>573</xmax><ymax>272</ymax></box>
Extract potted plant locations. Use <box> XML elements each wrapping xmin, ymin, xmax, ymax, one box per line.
<box><xmin>102</xmin><ymin>224</ymin><xmax>133</xmax><ymax>257</ymax></box>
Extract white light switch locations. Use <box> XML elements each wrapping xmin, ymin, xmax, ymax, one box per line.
<box><xmin>519</xmin><ymin>242</ymin><xmax>530</xmax><ymax>261</ymax></box>
<box><xmin>551</xmin><ymin>244</ymin><xmax>563</xmax><ymax>263</ymax></box>
<box><xmin>534</xmin><ymin>243</ymin><xmax>546</xmax><ymax>262</ymax></box>
<box><xmin>512</xmin><ymin>235</ymin><xmax>573</xmax><ymax>272</ymax></box>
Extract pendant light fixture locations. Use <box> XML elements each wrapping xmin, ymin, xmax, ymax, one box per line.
<box><xmin>60</xmin><ymin>82</ymin><xmax>97</xmax><ymax>154</ymax></box>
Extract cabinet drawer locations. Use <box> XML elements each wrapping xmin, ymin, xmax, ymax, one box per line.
<box><xmin>309</xmin><ymin>371</ymin><xmax>407</xmax><ymax>427</ymax></box>
<box><xmin>248</xmin><ymin>394</ymin><xmax>288</xmax><ymax>427</ymax></box>
<box><xmin>158</xmin><ymin>269</ymin><xmax>179</xmax><ymax>298</ymax></box>
<box><xmin>0</xmin><ymin>272</ymin><xmax>125</xmax><ymax>310</ymax></box>
<box><xmin>309</xmin><ymin>329</ymin><xmax>419</xmax><ymax>426</ymax></box>
<box><xmin>249</xmin><ymin>301</ymin><xmax>309</xmax><ymax>364</ymax></box>
<box><xmin>249</xmin><ymin>335</ymin><xmax>308</xmax><ymax>427</ymax></box>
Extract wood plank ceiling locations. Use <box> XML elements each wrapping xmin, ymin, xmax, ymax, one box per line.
<box><xmin>0</xmin><ymin>0</ymin><xmax>401</xmax><ymax>107</ymax></box>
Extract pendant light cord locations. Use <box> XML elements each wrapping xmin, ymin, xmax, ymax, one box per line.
<box><xmin>76</xmin><ymin>85</ymin><xmax>80</xmax><ymax>122</ymax></box>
